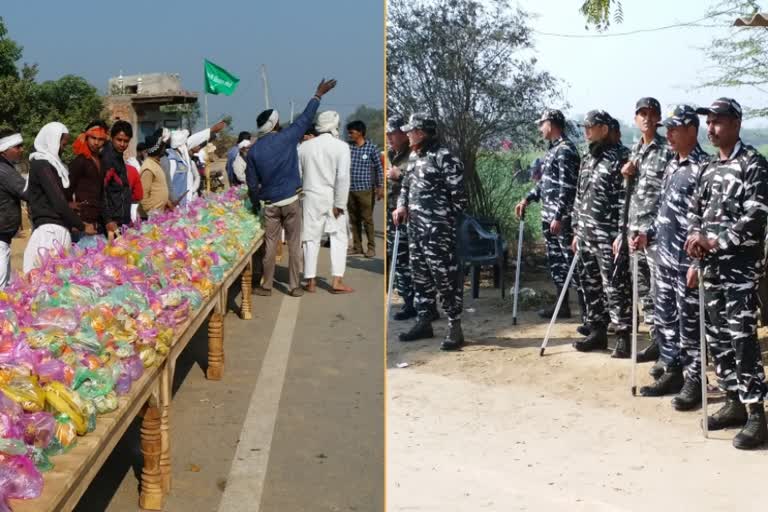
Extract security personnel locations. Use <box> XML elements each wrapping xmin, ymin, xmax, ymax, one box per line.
<box><xmin>686</xmin><ymin>97</ymin><xmax>768</xmax><ymax>450</ymax></box>
<box><xmin>571</xmin><ymin>110</ymin><xmax>632</xmax><ymax>357</ymax></box>
<box><xmin>386</xmin><ymin>116</ymin><xmax>417</xmax><ymax>320</ymax></box>
<box><xmin>393</xmin><ymin>113</ymin><xmax>468</xmax><ymax>351</ymax></box>
<box><xmin>617</xmin><ymin>97</ymin><xmax>673</xmax><ymax>367</ymax></box>
<box><xmin>515</xmin><ymin>109</ymin><xmax>581</xmax><ymax>320</ymax></box>
<box><xmin>635</xmin><ymin>105</ymin><xmax>708</xmax><ymax>404</ymax></box>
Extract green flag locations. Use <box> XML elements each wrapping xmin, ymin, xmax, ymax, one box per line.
<box><xmin>204</xmin><ymin>59</ymin><xmax>240</xmax><ymax>96</ymax></box>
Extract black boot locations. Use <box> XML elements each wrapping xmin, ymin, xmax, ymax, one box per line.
<box><xmin>639</xmin><ymin>369</ymin><xmax>684</xmax><ymax>397</ymax></box>
<box><xmin>399</xmin><ymin>317</ymin><xmax>434</xmax><ymax>342</ymax></box>
<box><xmin>577</xmin><ymin>324</ymin><xmax>591</xmax><ymax>336</ymax></box>
<box><xmin>611</xmin><ymin>331</ymin><xmax>631</xmax><ymax>359</ymax></box>
<box><xmin>707</xmin><ymin>391</ymin><xmax>748</xmax><ymax>431</ymax></box>
<box><xmin>427</xmin><ymin>307</ymin><xmax>440</xmax><ymax>322</ymax></box>
<box><xmin>573</xmin><ymin>325</ymin><xmax>608</xmax><ymax>352</ymax></box>
<box><xmin>440</xmin><ymin>320</ymin><xmax>465</xmax><ymax>351</ymax></box>
<box><xmin>649</xmin><ymin>360</ymin><xmax>665</xmax><ymax>380</ymax></box>
<box><xmin>733</xmin><ymin>404</ymin><xmax>768</xmax><ymax>450</ymax></box>
<box><xmin>636</xmin><ymin>341</ymin><xmax>659</xmax><ymax>363</ymax></box>
<box><xmin>538</xmin><ymin>289</ymin><xmax>571</xmax><ymax>319</ymax></box>
<box><xmin>671</xmin><ymin>377</ymin><xmax>702</xmax><ymax>411</ymax></box>
<box><xmin>393</xmin><ymin>302</ymin><xmax>417</xmax><ymax>321</ymax></box>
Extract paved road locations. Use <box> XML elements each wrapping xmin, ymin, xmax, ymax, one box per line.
<box><xmin>75</xmin><ymin>203</ymin><xmax>385</xmax><ymax>512</ymax></box>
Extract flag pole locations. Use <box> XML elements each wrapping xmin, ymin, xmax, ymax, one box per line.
<box><xmin>204</xmin><ymin>91</ymin><xmax>210</xmax><ymax>193</ymax></box>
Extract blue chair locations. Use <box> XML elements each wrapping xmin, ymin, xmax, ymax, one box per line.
<box><xmin>458</xmin><ymin>215</ymin><xmax>508</xmax><ymax>299</ymax></box>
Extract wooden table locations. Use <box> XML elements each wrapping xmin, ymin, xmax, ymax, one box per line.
<box><xmin>10</xmin><ymin>232</ymin><xmax>264</xmax><ymax>512</ymax></box>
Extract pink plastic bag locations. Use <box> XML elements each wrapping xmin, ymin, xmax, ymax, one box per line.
<box><xmin>19</xmin><ymin>412</ymin><xmax>56</xmax><ymax>449</ymax></box>
<box><xmin>0</xmin><ymin>454</ymin><xmax>43</xmax><ymax>505</ymax></box>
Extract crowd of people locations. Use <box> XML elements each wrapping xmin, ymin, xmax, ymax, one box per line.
<box><xmin>0</xmin><ymin>117</ymin><xmax>229</xmax><ymax>285</ymax></box>
<box><xmin>0</xmin><ymin>78</ymin><xmax>386</xmax><ymax>301</ymax></box>
<box><xmin>387</xmin><ymin>97</ymin><xmax>768</xmax><ymax>450</ymax></box>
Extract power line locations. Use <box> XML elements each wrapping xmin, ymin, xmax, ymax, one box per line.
<box><xmin>533</xmin><ymin>7</ymin><xmax>740</xmax><ymax>39</ymax></box>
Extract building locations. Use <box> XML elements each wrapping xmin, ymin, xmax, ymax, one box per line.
<box><xmin>104</xmin><ymin>72</ymin><xmax>198</xmax><ymax>156</ymax></box>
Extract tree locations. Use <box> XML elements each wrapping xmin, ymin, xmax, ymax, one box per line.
<box><xmin>698</xmin><ymin>0</ymin><xmax>768</xmax><ymax>116</ymax></box>
<box><xmin>0</xmin><ymin>18</ymin><xmax>104</xmax><ymax>163</ymax></box>
<box><xmin>345</xmin><ymin>105</ymin><xmax>384</xmax><ymax>149</ymax></box>
<box><xmin>387</xmin><ymin>0</ymin><xmax>560</xmax><ymax>213</ymax></box>
<box><xmin>579</xmin><ymin>0</ymin><xmax>624</xmax><ymax>30</ymax></box>
<box><xmin>0</xmin><ymin>17</ymin><xmax>23</xmax><ymax>78</ymax></box>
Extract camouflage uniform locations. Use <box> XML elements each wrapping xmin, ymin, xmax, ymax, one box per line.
<box><xmin>624</xmin><ymin>131</ymin><xmax>673</xmax><ymax>327</ymax></box>
<box><xmin>573</xmin><ymin>111</ymin><xmax>631</xmax><ymax>333</ymax></box>
<box><xmin>386</xmin><ymin>119</ymin><xmax>414</xmax><ymax>309</ymax></box>
<box><xmin>688</xmin><ymin>135</ymin><xmax>768</xmax><ymax>403</ymax></box>
<box><xmin>525</xmin><ymin>116</ymin><xmax>581</xmax><ymax>295</ymax></box>
<box><xmin>648</xmin><ymin>139</ymin><xmax>709</xmax><ymax>382</ymax></box>
<box><xmin>398</xmin><ymin>125</ymin><xmax>467</xmax><ymax>323</ymax></box>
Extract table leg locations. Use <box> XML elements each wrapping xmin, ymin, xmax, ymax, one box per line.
<box><xmin>207</xmin><ymin>311</ymin><xmax>224</xmax><ymax>380</ymax></box>
<box><xmin>160</xmin><ymin>360</ymin><xmax>173</xmax><ymax>493</ymax></box>
<box><xmin>241</xmin><ymin>261</ymin><xmax>253</xmax><ymax>320</ymax></box>
<box><xmin>139</xmin><ymin>401</ymin><xmax>164</xmax><ymax>510</ymax></box>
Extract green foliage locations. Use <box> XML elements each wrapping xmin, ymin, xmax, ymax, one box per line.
<box><xmin>0</xmin><ymin>17</ymin><xmax>22</xmax><ymax>78</ymax></box>
<box><xmin>345</xmin><ymin>105</ymin><xmax>384</xmax><ymax>149</ymax></box>
<box><xmin>475</xmin><ymin>150</ymin><xmax>543</xmax><ymax>247</ymax></box>
<box><xmin>0</xmin><ymin>21</ymin><xmax>104</xmax><ymax>163</ymax></box>
<box><xmin>388</xmin><ymin>0</ymin><xmax>560</xmax><ymax>213</ymax></box>
<box><xmin>699</xmin><ymin>0</ymin><xmax>768</xmax><ymax>116</ymax></box>
<box><xmin>579</xmin><ymin>0</ymin><xmax>624</xmax><ymax>31</ymax></box>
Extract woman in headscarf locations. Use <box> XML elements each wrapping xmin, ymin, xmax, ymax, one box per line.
<box><xmin>23</xmin><ymin>122</ymin><xmax>96</xmax><ymax>272</ymax></box>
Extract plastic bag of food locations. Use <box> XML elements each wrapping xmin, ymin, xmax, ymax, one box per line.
<box><xmin>19</xmin><ymin>412</ymin><xmax>55</xmax><ymax>449</ymax></box>
<box><xmin>0</xmin><ymin>412</ymin><xmax>22</xmax><ymax>440</ymax></box>
<box><xmin>29</xmin><ymin>307</ymin><xmax>79</xmax><ymax>334</ymax></box>
<box><xmin>0</xmin><ymin>438</ymin><xmax>26</xmax><ymax>456</ymax></box>
<box><xmin>44</xmin><ymin>382</ymin><xmax>87</xmax><ymax>435</ymax></box>
<box><xmin>35</xmin><ymin>358</ymin><xmax>73</xmax><ymax>386</ymax></box>
<box><xmin>28</xmin><ymin>446</ymin><xmax>54</xmax><ymax>472</ymax></box>
<box><xmin>0</xmin><ymin>390</ymin><xmax>22</xmax><ymax>418</ymax></box>
<box><xmin>50</xmin><ymin>414</ymin><xmax>77</xmax><ymax>452</ymax></box>
<box><xmin>0</xmin><ymin>376</ymin><xmax>45</xmax><ymax>412</ymax></box>
<box><xmin>93</xmin><ymin>391</ymin><xmax>119</xmax><ymax>414</ymax></box>
<box><xmin>73</xmin><ymin>367</ymin><xmax>114</xmax><ymax>399</ymax></box>
<box><xmin>0</xmin><ymin>453</ymin><xmax>43</xmax><ymax>503</ymax></box>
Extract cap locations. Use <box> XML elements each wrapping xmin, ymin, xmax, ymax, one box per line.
<box><xmin>635</xmin><ymin>97</ymin><xmax>661</xmax><ymax>115</ymax></box>
<box><xmin>401</xmin><ymin>112</ymin><xmax>438</xmax><ymax>133</ymax></box>
<box><xmin>695</xmin><ymin>97</ymin><xmax>742</xmax><ymax>119</ymax></box>
<box><xmin>608</xmin><ymin>117</ymin><xmax>620</xmax><ymax>131</ymax></box>
<box><xmin>661</xmin><ymin>105</ymin><xmax>699</xmax><ymax>128</ymax></box>
<box><xmin>536</xmin><ymin>109</ymin><xmax>565</xmax><ymax>127</ymax></box>
<box><xmin>386</xmin><ymin>115</ymin><xmax>406</xmax><ymax>133</ymax></box>
<box><xmin>581</xmin><ymin>110</ymin><xmax>612</xmax><ymax>128</ymax></box>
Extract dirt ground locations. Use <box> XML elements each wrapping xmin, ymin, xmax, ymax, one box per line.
<box><xmin>386</xmin><ymin>267</ymin><xmax>768</xmax><ymax>511</ymax></box>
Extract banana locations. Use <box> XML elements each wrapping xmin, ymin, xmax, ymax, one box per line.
<box><xmin>45</xmin><ymin>381</ymin><xmax>87</xmax><ymax>435</ymax></box>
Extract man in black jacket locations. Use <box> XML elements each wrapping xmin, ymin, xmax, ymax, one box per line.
<box><xmin>0</xmin><ymin>129</ymin><xmax>27</xmax><ymax>287</ymax></box>
<box><xmin>101</xmin><ymin>121</ymin><xmax>133</xmax><ymax>236</ymax></box>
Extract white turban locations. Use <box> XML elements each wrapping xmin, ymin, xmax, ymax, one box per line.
<box><xmin>238</xmin><ymin>139</ymin><xmax>251</xmax><ymax>149</ymax></box>
<box><xmin>0</xmin><ymin>133</ymin><xmax>22</xmax><ymax>153</ymax></box>
<box><xmin>315</xmin><ymin>111</ymin><xmax>340</xmax><ymax>137</ymax></box>
<box><xmin>257</xmin><ymin>110</ymin><xmax>279</xmax><ymax>135</ymax></box>
<box><xmin>29</xmin><ymin>122</ymin><xmax>70</xmax><ymax>189</ymax></box>
<box><xmin>170</xmin><ymin>129</ymin><xmax>189</xmax><ymax>149</ymax></box>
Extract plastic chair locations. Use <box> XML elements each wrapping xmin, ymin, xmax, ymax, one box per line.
<box><xmin>458</xmin><ymin>215</ymin><xmax>508</xmax><ymax>299</ymax></box>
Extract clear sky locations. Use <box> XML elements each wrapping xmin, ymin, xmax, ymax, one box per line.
<box><xmin>1</xmin><ymin>1</ymin><xmax>384</xmax><ymax>131</ymax></box>
<box><xmin>514</xmin><ymin>0</ymin><xmax>768</xmax><ymax>128</ymax></box>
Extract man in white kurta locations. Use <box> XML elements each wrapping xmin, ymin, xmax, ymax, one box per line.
<box><xmin>299</xmin><ymin>111</ymin><xmax>353</xmax><ymax>293</ymax></box>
